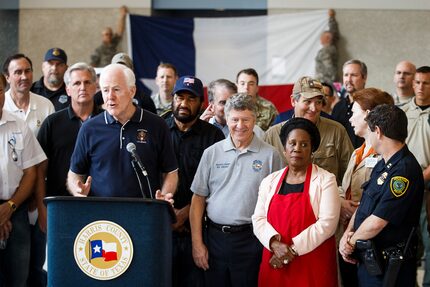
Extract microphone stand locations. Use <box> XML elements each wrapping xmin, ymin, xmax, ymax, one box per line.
<box><xmin>130</xmin><ymin>158</ymin><xmax>154</xmax><ymax>199</ymax></box>
<box><xmin>131</xmin><ymin>159</ymin><xmax>146</xmax><ymax>199</ymax></box>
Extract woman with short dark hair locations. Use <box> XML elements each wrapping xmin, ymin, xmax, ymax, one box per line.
<box><xmin>253</xmin><ymin>117</ymin><xmax>340</xmax><ymax>286</ymax></box>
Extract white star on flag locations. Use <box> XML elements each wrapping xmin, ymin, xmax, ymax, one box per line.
<box><xmin>93</xmin><ymin>244</ymin><xmax>101</xmax><ymax>253</ymax></box>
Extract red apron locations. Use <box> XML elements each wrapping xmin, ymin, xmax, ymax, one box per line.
<box><xmin>258</xmin><ymin>165</ymin><xmax>338</xmax><ymax>287</ymax></box>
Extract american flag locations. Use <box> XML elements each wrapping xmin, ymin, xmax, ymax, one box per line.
<box><xmin>183</xmin><ymin>77</ymin><xmax>195</xmax><ymax>85</ymax></box>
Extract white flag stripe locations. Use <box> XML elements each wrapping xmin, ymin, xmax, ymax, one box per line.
<box><xmin>102</xmin><ymin>241</ymin><xmax>117</xmax><ymax>253</ymax></box>
<box><xmin>194</xmin><ymin>10</ymin><xmax>328</xmax><ymax>85</ymax></box>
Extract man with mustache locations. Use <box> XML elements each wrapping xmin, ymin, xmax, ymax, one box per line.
<box><xmin>165</xmin><ymin>76</ymin><xmax>224</xmax><ymax>287</ymax></box>
<box><xmin>31</xmin><ymin>48</ymin><xmax>69</xmax><ymax>111</ymax></box>
<box><xmin>2</xmin><ymin>53</ymin><xmax>54</xmax><ymax>286</ymax></box>
<box><xmin>3</xmin><ymin>54</ymin><xmax>55</xmax><ymax>137</ymax></box>
<box><xmin>0</xmin><ymin>73</ymin><xmax>47</xmax><ymax>287</ymax></box>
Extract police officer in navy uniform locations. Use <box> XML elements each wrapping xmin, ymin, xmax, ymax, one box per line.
<box><xmin>339</xmin><ymin>104</ymin><xmax>424</xmax><ymax>287</ymax></box>
<box><xmin>31</xmin><ymin>48</ymin><xmax>70</xmax><ymax>111</ymax></box>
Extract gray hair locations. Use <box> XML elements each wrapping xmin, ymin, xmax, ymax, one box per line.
<box><xmin>207</xmin><ymin>79</ymin><xmax>237</xmax><ymax>102</ymax></box>
<box><xmin>64</xmin><ymin>62</ymin><xmax>97</xmax><ymax>86</ymax></box>
<box><xmin>100</xmin><ymin>63</ymin><xmax>136</xmax><ymax>88</ymax></box>
<box><xmin>224</xmin><ymin>93</ymin><xmax>257</xmax><ymax>119</ymax></box>
<box><xmin>343</xmin><ymin>59</ymin><xmax>368</xmax><ymax>78</ymax></box>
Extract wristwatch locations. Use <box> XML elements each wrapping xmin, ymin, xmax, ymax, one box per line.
<box><xmin>7</xmin><ymin>200</ymin><xmax>17</xmax><ymax>212</ymax></box>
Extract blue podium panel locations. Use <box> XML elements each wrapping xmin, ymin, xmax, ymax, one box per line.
<box><xmin>45</xmin><ymin>197</ymin><xmax>174</xmax><ymax>287</ymax></box>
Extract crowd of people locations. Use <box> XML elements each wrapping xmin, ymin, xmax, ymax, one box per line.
<box><xmin>1</xmin><ymin>8</ymin><xmax>430</xmax><ymax>287</ymax></box>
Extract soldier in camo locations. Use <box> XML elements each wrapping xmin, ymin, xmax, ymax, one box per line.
<box><xmin>90</xmin><ymin>6</ymin><xmax>128</xmax><ymax>67</ymax></box>
<box><xmin>236</xmin><ymin>68</ymin><xmax>278</xmax><ymax>131</ymax></box>
<box><xmin>315</xmin><ymin>9</ymin><xmax>339</xmax><ymax>83</ymax></box>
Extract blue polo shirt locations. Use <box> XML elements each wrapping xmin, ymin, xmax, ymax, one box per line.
<box><xmin>70</xmin><ymin>107</ymin><xmax>178</xmax><ymax>198</ymax></box>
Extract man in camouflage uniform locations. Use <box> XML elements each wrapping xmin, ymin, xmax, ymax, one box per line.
<box><xmin>315</xmin><ymin>9</ymin><xmax>339</xmax><ymax>83</ymax></box>
<box><xmin>90</xmin><ymin>6</ymin><xmax>128</xmax><ymax>67</ymax></box>
<box><xmin>236</xmin><ymin>68</ymin><xmax>278</xmax><ymax>131</ymax></box>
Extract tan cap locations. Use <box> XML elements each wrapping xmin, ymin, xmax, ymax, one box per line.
<box><xmin>292</xmin><ymin>76</ymin><xmax>324</xmax><ymax>99</ymax></box>
<box><xmin>111</xmin><ymin>53</ymin><xmax>134</xmax><ymax>70</ymax></box>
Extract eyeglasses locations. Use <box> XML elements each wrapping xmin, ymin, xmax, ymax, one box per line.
<box><xmin>8</xmin><ymin>137</ymin><xmax>18</xmax><ymax>162</ymax></box>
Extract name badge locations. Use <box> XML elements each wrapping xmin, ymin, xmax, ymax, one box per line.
<box><xmin>365</xmin><ymin>157</ymin><xmax>378</xmax><ymax>168</ymax></box>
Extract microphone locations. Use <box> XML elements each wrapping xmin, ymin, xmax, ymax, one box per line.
<box><xmin>126</xmin><ymin>142</ymin><xmax>148</xmax><ymax>176</ymax></box>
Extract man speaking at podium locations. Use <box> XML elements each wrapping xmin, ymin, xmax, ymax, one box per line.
<box><xmin>67</xmin><ymin>64</ymin><xmax>178</xmax><ymax>201</ymax></box>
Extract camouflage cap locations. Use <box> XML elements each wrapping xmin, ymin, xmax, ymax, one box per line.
<box><xmin>292</xmin><ymin>76</ymin><xmax>324</xmax><ymax>99</ymax></box>
<box><xmin>111</xmin><ymin>53</ymin><xmax>134</xmax><ymax>70</ymax></box>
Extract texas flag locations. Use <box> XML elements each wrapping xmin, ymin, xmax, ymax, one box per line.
<box><xmin>128</xmin><ymin>10</ymin><xmax>329</xmax><ymax>113</ymax></box>
<box><xmin>90</xmin><ymin>240</ymin><xmax>118</xmax><ymax>262</ymax></box>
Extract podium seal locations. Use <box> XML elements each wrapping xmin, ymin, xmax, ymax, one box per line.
<box><xmin>74</xmin><ymin>220</ymin><xmax>134</xmax><ymax>280</ymax></box>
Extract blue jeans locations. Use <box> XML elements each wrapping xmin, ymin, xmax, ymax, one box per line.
<box><xmin>0</xmin><ymin>202</ymin><xmax>31</xmax><ymax>287</ymax></box>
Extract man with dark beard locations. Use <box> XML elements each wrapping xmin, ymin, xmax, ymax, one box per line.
<box><xmin>165</xmin><ymin>76</ymin><xmax>224</xmax><ymax>287</ymax></box>
<box><xmin>31</xmin><ymin>48</ymin><xmax>69</xmax><ymax>111</ymax></box>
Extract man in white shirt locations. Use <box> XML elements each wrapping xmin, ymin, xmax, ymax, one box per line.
<box><xmin>3</xmin><ymin>53</ymin><xmax>54</xmax><ymax>286</ymax></box>
<box><xmin>0</xmin><ymin>73</ymin><xmax>46</xmax><ymax>286</ymax></box>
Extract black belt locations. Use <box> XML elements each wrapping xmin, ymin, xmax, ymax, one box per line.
<box><xmin>207</xmin><ymin>219</ymin><xmax>252</xmax><ymax>233</ymax></box>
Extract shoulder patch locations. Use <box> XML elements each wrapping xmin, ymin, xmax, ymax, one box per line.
<box><xmin>390</xmin><ymin>176</ymin><xmax>409</xmax><ymax>197</ymax></box>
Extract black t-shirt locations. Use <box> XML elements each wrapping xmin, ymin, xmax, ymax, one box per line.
<box><xmin>37</xmin><ymin>105</ymin><xmax>103</xmax><ymax>196</ymax></box>
<box><xmin>166</xmin><ymin>118</ymin><xmax>224</xmax><ymax>209</ymax></box>
<box><xmin>278</xmin><ymin>181</ymin><xmax>304</xmax><ymax>195</ymax></box>
<box><xmin>31</xmin><ymin>77</ymin><xmax>70</xmax><ymax>111</ymax></box>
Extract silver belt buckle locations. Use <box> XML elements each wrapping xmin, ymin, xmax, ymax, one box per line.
<box><xmin>221</xmin><ymin>225</ymin><xmax>231</xmax><ymax>233</ymax></box>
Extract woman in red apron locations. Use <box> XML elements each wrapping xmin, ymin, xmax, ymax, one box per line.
<box><xmin>253</xmin><ymin>117</ymin><xmax>340</xmax><ymax>286</ymax></box>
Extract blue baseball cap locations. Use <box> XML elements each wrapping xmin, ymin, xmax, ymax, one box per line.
<box><xmin>44</xmin><ymin>48</ymin><xmax>67</xmax><ymax>64</ymax></box>
<box><xmin>172</xmin><ymin>76</ymin><xmax>204</xmax><ymax>98</ymax></box>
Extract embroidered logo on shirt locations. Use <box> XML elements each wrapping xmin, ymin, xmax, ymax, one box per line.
<box><xmin>252</xmin><ymin>160</ymin><xmax>263</xmax><ymax>172</ymax></box>
<box><xmin>136</xmin><ymin>129</ymin><xmax>147</xmax><ymax>143</ymax></box>
<box><xmin>58</xmin><ymin>94</ymin><xmax>68</xmax><ymax>104</ymax></box>
<box><xmin>390</xmin><ymin>176</ymin><xmax>409</xmax><ymax>197</ymax></box>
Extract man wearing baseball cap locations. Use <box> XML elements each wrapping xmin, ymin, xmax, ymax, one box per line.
<box><xmin>165</xmin><ymin>75</ymin><xmax>224</xmax><ymax>286</ymax></box>
<box><xmin>264</xmin><ymin>76</ymin><xmax>353</xmax><ymax>184</ymax></box>
<box><xmin>31</xmin><ymin>47</ymin><xmax>69</xmax><ymax>111</ymax></box>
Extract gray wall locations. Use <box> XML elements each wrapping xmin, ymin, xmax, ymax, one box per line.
<box><xmin>17</xmin><ymin>8</ymin><xmax>430</xmax><ymax>92</ymax></box>
<box><xmin>270</xmin><ymin>9</ymin><xmax>430</xmax><ymax>92</ymax></box>
<box><xmin>0</xmin><ymin>10</ymin><xmax>19</xmax><ymax>68</ymax></box>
